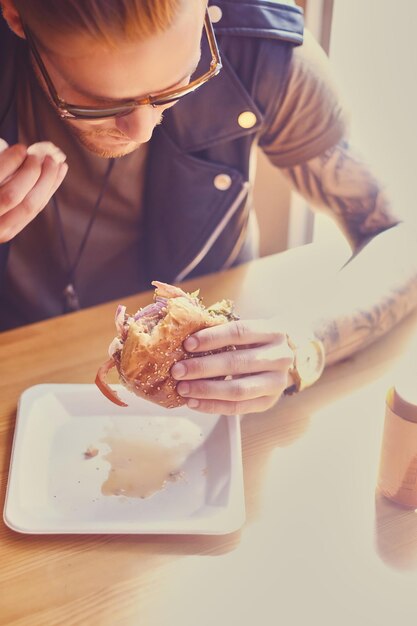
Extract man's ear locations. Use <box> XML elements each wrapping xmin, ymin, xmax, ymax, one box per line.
<box><xmin>1</xmin><ymin>0</ymin><xmax>25</xmax><ymax>38</ymax></box>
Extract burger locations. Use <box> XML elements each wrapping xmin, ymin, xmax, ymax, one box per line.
<box><xmin>95</xmin><ymin>281</ymin><xmax>237</xmax><ymax>408</ymax></box>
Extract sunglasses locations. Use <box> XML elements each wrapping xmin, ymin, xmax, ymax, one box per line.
<box><xmin>22</xmin><ymin>10</ymin><xmax>222</xmax><ymax>120</ymax></box>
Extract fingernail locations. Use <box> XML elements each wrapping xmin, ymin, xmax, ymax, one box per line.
<box><xmin>49</xmin><ymin>152</ymin><xmax>66</xmax><ymax>165</ymax></box>
<box><xmin>178</xmin><ymin>382</ymin><xmax>190</xmax><ymax>396</ymax></box>
<box><xmin>184</xmin><ymin>336</ymin><xmax>199</xmax><ymax>351</ymax></box>
<box><xmin>187</xmin><ymin>399</ymin><xmax>200</xmax><ymax>409</ymax></box>
<box><xmin>172</xmin><ymin>362</ymin><xmax>187</xmax><ymax>379</ymax></box>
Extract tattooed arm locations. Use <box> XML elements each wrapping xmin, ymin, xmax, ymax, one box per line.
<box><xmin>165</xmin><ymin>139</ymin><xmax>416</xmax><ymax>415</ymax></box>
<box><xmin>282</xmin><ymin>138</ymin><xmax>417</xmax><ymax>366</ymax></box>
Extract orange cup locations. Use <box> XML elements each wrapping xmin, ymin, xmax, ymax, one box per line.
<box><xmin>377</xmin><ymin>382</ymin><xmax>417</xmax><ymax>508</ymax></box>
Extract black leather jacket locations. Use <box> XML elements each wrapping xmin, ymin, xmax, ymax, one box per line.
<box><xmin>0</xmin><ymin>1</ymin><xmax>304</xmax><ymax>288</ymax></box>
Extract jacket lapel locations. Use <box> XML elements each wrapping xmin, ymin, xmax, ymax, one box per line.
<box><xmin>143</xmin><ymin>125</ymin><xmax>247</xmax><ymax>283</ymax></box>
<box><xmin>142</xmin><ymin>36</ymin><xmax>263</xmax><ymax>283</ymax></box>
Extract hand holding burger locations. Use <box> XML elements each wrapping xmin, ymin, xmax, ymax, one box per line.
<box><xmin>96</xmin><ymin>280</ymin><xmax>300</xmax><ymax>415</ymax></box>
<box><xmin>96</xmin><ymin>281</ymin><xmax>238</xmax><ymax>408</ymax></box>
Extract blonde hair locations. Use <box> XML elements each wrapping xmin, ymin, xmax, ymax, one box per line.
<box><xmin>14</xmin><ymin>0</ymin><xmax>184</xmax><ymax>45</ymax></box>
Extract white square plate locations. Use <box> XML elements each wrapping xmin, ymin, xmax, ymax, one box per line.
<box><xmin>3</xmin><ymin>384</ymin><xmax>245</xmax><ymax>535</ymax></box>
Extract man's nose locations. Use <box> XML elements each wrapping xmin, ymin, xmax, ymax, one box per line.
<box><xmin>115</xmin><ymin>106</ymin><xmax>161</xmax><ymax>144</ymax></box>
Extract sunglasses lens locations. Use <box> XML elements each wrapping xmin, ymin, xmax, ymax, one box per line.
<box><xmin>66</xmin><ymin>106</ymin><xmax>136</xmax><ymax>120</ymax></box>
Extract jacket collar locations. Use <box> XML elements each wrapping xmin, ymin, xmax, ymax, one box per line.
<box><xmin>160</xmin><ymin>0</ymin><xmax>304</xmax><ymax>153</ymax></box>
<box><xmin>208</xmin><ymin>0</ymin><xmax>304</xmax><ymax>45</ymax></box>
<box><xmin>161</xmin><ymin>35</ymin><xmax>264</xmax><ymax>153</ymax></box>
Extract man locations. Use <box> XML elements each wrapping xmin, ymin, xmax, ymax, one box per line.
<box><xmin>0</xmin><ymin>0</ymin><xmax>416</xmax><ymax>414</ymax></box>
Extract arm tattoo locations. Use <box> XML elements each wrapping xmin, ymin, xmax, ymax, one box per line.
<box><xmin>281</xmin><ymin>139</ymin><xmax>417</xmax><ymax>365</ymax></box>
<box><xmin>313</xmin><ymin>270</ymin><xmax>417</xmax><ymax>365</ymax></box>
<box><xmin>282</xmin><ymin>138</ymin><xmax>400</xmax><ymax>249</ymax></box>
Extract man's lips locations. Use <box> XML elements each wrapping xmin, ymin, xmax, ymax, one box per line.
<box><xmin>103</xmin><ymin>134</ymin><xmax>131</xmax><ymax>140</ymax></box>
<box><xmin>98</xmin><ymin>134</ymin><xmax>135</xmax><ymax>144</ymax></box>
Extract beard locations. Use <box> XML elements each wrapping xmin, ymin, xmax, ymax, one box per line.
<box><xmin>64</xmin><ymin>111</ymin><xmax>165</xmax><ymax>158</ymax></box>
<box><xmin>65</xmin><ymin>123</ymin><xmax>142</xmax><ymax>158</ymax></box>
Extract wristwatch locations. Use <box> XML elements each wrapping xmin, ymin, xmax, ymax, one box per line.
<box><xmin>284</xmin><ymin>334</ymin><xmax>326</xmax><ymax>395</ymax></box>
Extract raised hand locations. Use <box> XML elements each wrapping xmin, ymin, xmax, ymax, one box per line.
<box><xmin>0</xmin><ymin>139</ymin><xmax>68</xmax><ymax>243</ymax></box>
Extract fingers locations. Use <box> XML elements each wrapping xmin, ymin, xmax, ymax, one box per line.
<box><xmin>171</xmin><ymin>342</ymin><xmax>293</xmax><ymax>381</ymax></box>
<box><xmin>184</xmin><ymin>318</ymin><xmax>284</xmax><ymax>352</ymax></box>
<box><xmin>24</xmin><ymin>157</ymin><xmax>68</xmax><ymax>211</ymax></box>
<box><xmin>0</xmin><ymin>156</ymin><xmax>68</xmax><ymax>242</ymax></box>
<box><xmin>0</xmin><ymin>154</ymin><xmax>43</xmax><ymax>216</ymax></box>
<box><xmin>173</xmin><ymin>319</ymin><xmax>295</xmax><ymax>414</ymax></box>
<box><xmin>184</xmin><ymin>395</ymin><xmax>278</xmax><ymax>416</ymax></box>
<box><xmin>177</xmin><ymin>371</ymin><xmax>288</xmax><ymax>402</ymax></box>
<box><xmin>0</xmin><ymin>143</ymin><xmax>28</xmax><ymax>185</ymax></box>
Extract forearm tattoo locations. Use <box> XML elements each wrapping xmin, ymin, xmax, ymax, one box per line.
<box><xmin>282</xmin><ymin>139</ymin><xmax>417</xmax><ymax>364</ymax></box>
<box><xmin>313</xmin><ymin>272</ymin><xmax>417</xmax><ymax>365</ymax></box>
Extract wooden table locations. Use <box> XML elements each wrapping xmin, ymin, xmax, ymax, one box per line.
<box><xmin>2</xmin><ymin>247</ymin><xmax>417</xmax><ymax>626</ymax></box>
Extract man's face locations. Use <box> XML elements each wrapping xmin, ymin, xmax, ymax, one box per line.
<box><xmin>32</xmin><ymin>2</ymin><xmax>206</xmax><ymax>157</ymax></box>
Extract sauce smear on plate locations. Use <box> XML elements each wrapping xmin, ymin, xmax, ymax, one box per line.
<box><xmin>101</xmin><ymin>435</ymin><xmax>189</xmax><ymax>498</ymax></box>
